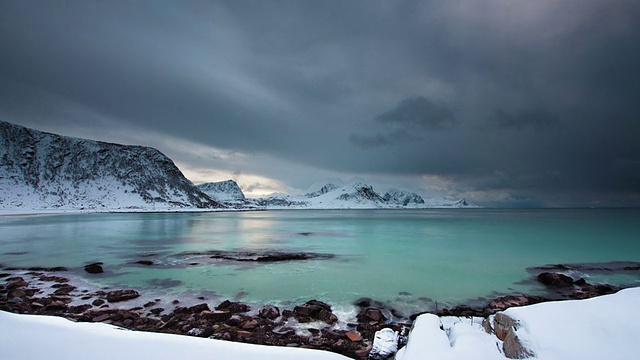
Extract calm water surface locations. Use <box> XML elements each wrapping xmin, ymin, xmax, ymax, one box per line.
<box><xmin>1</xmin><ymin>209</ymin><xmax>639</xmax><ymax>317</ymax></box>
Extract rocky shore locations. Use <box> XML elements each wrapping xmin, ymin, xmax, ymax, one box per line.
<box><xmin>0</xmin><ymin>263</ymin><xmax>629</xmax><ymax>360</ymax></box>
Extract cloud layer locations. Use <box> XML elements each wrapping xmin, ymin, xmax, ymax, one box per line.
<box><xmin>1</xmin><ymin>0</ymin><xmax>639</xmax><ymax>206</ymax></box>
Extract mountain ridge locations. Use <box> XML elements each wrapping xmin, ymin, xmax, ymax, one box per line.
<box><xmin>0</xmin><ymin>121</ymin><xmax>222</xmax><ymax>211</ymax></box>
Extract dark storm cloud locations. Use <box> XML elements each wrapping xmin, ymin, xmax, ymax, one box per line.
<box><xmin>350</xmin><ymin>96</ymin><xmax>456</xmax><ymax>148</ymax></box>
<box><xmin>376</xmin><ymin>97</ymin><xmax>456</xmax><ymax>131</ymax></box>
<box><xmin>1</xmin><ymin>0</ymin><xmax>639</xmax><ymax>206</ymax></box>
<box><xmin>482</xmin><ymin>109</ymin><xmax>558</xmax><ymax>131</ymax></box>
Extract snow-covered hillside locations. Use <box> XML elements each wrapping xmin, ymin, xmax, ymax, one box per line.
<box><xmin>253</xmin><ymin>182</ymin><xmax>479</xmax><ymax>209</ymax></box>
<box><xmin>0</xmin><ymin>121</ymin><xmax>222</xmax><ymax>211</ymax></box>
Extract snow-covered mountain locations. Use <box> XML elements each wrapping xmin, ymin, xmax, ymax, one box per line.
<box><xmin>253</xmin><ymin>182</ymin><xmax>479</xmax><ymax>209</ymax></box>
<box><xmin>0</xmin><ymin>121</ymin><xmax>222</xmax><ymax>211</ymax></box>
<box><xmin>197</xmin><ymin>180</ymin><xmax>250</xmax><ymax>208</ymax></box>
<box><xmin>382</xmin><ymin>189</ymin><xmax>426</xmax><ymax>206</ymax></box>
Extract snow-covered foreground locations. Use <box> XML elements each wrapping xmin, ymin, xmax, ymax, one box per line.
<box><xmin>398</xmin><ymin>287</ymin><xmax>640</xmax><ymax>360</ymax></box>
<box><xmin>0</xmin><ymin>310</ymin><xmax>349</xmax><ymax>360</ymax></box>
<box><xmin>2</xmin><ymin>288</ymin><xmax>639</xmax><ymax>360</ymax></box>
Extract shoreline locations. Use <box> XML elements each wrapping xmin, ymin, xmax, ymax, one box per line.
<box><xmin>0</xmin><ymin>265</ymin><xmax>629</xmax><ymax>359</ymax></box>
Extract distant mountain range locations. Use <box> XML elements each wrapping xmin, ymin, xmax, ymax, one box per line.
<box><xmin>198</xmin><ymin>181</ymin><xmax>478</xmax><ymax>209</ymax></box>
<box><xmin>0</xmin><ymin>121</ymin><xmax>478</xmax><ymax>211</ymax></box>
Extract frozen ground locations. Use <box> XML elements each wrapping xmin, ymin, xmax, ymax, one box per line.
<box><xmin>2</xmin><ymin>287</ymin><xmax>639</xmax><ymax>360</ymax></box>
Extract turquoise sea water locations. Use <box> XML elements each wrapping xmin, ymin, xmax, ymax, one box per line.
<box><xmin>1</xmin><ymin>209</ymin><xmax>639</xmax><ymax>316</ymax></box>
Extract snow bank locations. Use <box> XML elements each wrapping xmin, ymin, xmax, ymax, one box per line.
<box><xmin>0</xmin><ymin>311</ymin><xmax>348</xmax><ymax>360</ymax></box>
<box><xmin>503</xmin><ymin>287</ymin><xmax>640</xmax><ymax>360</ymax></box>
<box><xmin>397</xmin><ymin>287</ymin><xmax>640</xmax><ymax>360</ymax></box>
<box><xmin>396</xmin><ymin>314</ymin><xmax>504</xmax><ymax>360</ymax></box>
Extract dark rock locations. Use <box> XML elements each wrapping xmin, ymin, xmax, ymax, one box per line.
<box><xmin>135</xmin><ymin>260</ymin><xmax>154</xmax><ymax>266</ymax></box>
<box><xmin>216</xmin><ymin>300</ymin><xmax>250</xmax><ymax>313</ymax></box>
<box><xmin>45</xmin><ymin>301</ymin><xmax>67</xmax><ymax>311</ymax></box>
<box><xmin>39</xmin><ymin>275</ymin><xmax>69</xmax><ymax>283</ymax></box>
<box><xmin>241</xmin><ymin>319</ymin><xmax>259</xmax><ymax>330</ymax></box>
<box><xmin>574</xmin><ymin>278</ymin><xmax>587</xmax><ymax>286</ymax></box>
<box><xmin>357</xmin><ymin>308</ymin><xmax>387</xmax><ymax>323</ymax></box>
<box><xmin>201</xmin><ymin>310</ymin><xmax>232</xmax><ymax>322</ymax></box>
<box><xmin>68</xmin><ymin>304</ymin><xmax>92</xmax><ymax>314</ymax></box>
<box><xmin>53</xmin><ymin>285</ymin><xmax>76</xmax><ymax>295</ymax></box>
<box><xmin>92</xmin><ymin>299</ymin><xmax>105</xmax><ymax>306</ymax></box>
<box><xmin>440</xmin><ymin>305</ymin><xmax>483</xmax><ymax>317</ymax></box>
<box><xmin>293</xmin><ymin>300</ymin><xmax>337</xmax><ymax>324</ymax></box>
<box><xmin>537</xmin><ymin>272</ymin><xmax>574</xmax><ymax>287</ymax></box>
<box><xmin>258</xmin><ymin>305</ymin><xmax>280</xmax><ymax>320</ymax></box>
<box><xmin>106</xmin><ymin>289</ymin><xmax>140</xmax><ymax>303</ymax></box>
<box><xmin>84</xmin><ymin>263</ymin><xmax>104</xmax><ymax>274</ymax></box>
<box><xmin>281</xmin><ymin>309</ymin><xmax>294</xmax><ymax>319</ymax></box>
<box><xmin>354</xmin><ymin>298</ymin><xmax>372</xmax><ymax>308</ymax></box>
<box><xmin>143</xmin><ymin>301</ymin><xmax>157</xmax><ymax>308</ymax></box>
<box><xmin>190</xmin><ymin>303</ymin><xmax>210</xmax><ymax>313</ymax></box>
<box><xmin>484</xmin><ymin>294</ymin><xmax>548</xmax><ymax>315</ymax></box>
<box><xmin>6</xmin><ymin>277</ymin><xmax>28</xmax><ymax>289</ymax></box>
<box><xmin>10</xmin><ymin>289</ymin><xmax>26</xmax><ymax>298</ymax></box>
<box><xmin>181</xmin><ymin>250</ymin><xmax>334</xmax><ymax>263</ymax></box>
<box><xmin>149</xmin><ymin>308</ymin><xmax>164</xmax><ymax>315</ymax></box>
<box><xmin>27</xmin><ymin>266</ymin><xmax>67</xmax><ymax>272</ymax></box>
<box><xmin>92</xmin><ymin>314</ymin><xmax>111</xmax><ymax>322</ymax></box>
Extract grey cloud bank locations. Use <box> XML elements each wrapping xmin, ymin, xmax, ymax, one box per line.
<box><xmin>1</xmin><ymin>0</ymin><xmax>638</xmax><ymax>207</ymax></box>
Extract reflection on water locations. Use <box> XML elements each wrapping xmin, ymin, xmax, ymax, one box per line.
<box><xmin>1</xmin><ymin>209</ymin><xmax>640</xmax><ymax>314</ymax></box>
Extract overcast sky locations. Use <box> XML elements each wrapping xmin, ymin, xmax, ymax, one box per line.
<box><xmin>1</xmin><ymin>0</ymin><xmax>639</xmax><ymax>207</ymax></box>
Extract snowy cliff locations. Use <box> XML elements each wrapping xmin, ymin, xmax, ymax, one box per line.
<box><xmin>197</xmin><ymin>180</ymin><xmax>249</xmax><ymax>208</ymax></box>
<box><xmin>0</xmin><ymin>121</ymin><xmax>222</xmax><ymax>211</ymax></box>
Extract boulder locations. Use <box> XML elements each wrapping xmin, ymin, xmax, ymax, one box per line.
<box><xmin>84</xmin><ymin>263</ymin><xmax>104</xmax><ymax>274</ymax></box>
<box><xmin>293</xmin><ymin>300</ymin><xmax>337</xmax><ymax>324</ymax></box>
<box><xmin>258</xmin><ymin>305</ymin><xmax>280</xmax><ymax>320</ymax></box>
<box><xmin>482</xmin><ymin>317</ymin><xmax>493</xmax><ymax>334</ymax></box>
<box><xmin>5</xmin><ymin>277</ymin><xmax>28</xmax><ymax>289</ymax></box>
<box><xmin>106</xmin><ymin>289</ymin><xmax>140</xmax><ymax>303</ymax></box>
<box><xmin>357</xmin><ymin>308</ymin><xmax>387</xmax><ymax>323</ymax></box>
<box><xmin>503</xmin><ymin>328</ymin><xmax>535</xmax><ymax>359</ymax></box>
<box><xmin>493</xmin><ymin>313</ymin><xmax>517</xmax><ymax>341</ymax></box>
<box><xmin>53</xmin><ymin>285</ymin><xmax>76</xmax><ymax>295</ymax></box>
<box><xmin>215</xmin><ymin>300</ymin><xmax>250</xmax><ymax>313</ymax></box>
<box><xmin>201</xmin><ymin>310</ymin><xmax>232</xmax><ymax>322</ymax></box>
<box><xmin>537</xmin><ymin>272</ymin><xmax>574</xmax><ymax>287</ymax></box>
<box><xmin>494</xmin><ymin>312</ymin><xmax>535</xmax><ymax>359</ymax></box>
<box><xmin>241</xmin><ymin>319</ymin><xmax>259</xmax><ymax>330</ymax></box>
